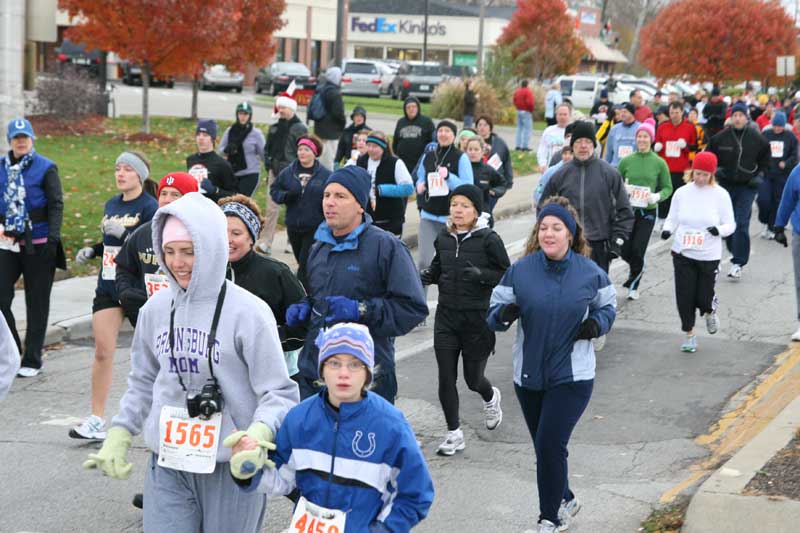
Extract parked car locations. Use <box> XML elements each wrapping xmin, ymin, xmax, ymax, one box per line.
<box><xmin>120</xmin><ymin>61</ymin><xmax>174</xmax><ymax>88</ymax></box>
<box><xmin>557</xmin><ymin>75</ymin><xmax>606</xmax><ymax>109</ymax></box>
<box><xmin>441</xmin><ymin>65</ymin><xmax>477</xmax><ymax>81</ymax></box>
<box><xmin>390</xmin><ymin>61</ymin><xmax>444</xmax><ymax>101</ymax></box>
<box><xmin>55</xmin><ymin>39</ymin><xmax>103</xmax><ymax>77</ymax></box>
<box><xmin>340</xmin><ymin>59</ymin><xmax>383</xmax><ymax>97</ymax></box>
<box><xmin>201</xmin><ymin>64</ymin><xmax>244</xmax><ymax>92</ymax></box>
<box><xmin>378</xmin><ymin>62</ymin><xmax>397</xmax><ymax>95</ymax></box>
<box><xmin>255</xmin><ymin>62</ymin><xmax>316</xmax><ymax>96</ymax></box>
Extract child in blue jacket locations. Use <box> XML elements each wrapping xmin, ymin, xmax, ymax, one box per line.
<box><xmin>226</xmin><ymin>322</ymin><xmax>434</xmax><ymax>532</ymax></box>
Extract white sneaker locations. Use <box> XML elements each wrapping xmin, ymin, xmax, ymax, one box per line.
<box><xmin>705</xmin><ymin>311</ymin><xmax>720</xmax><ymax>335</ymax></box>
<box><xmin>483</xmin><ymin>387</ymin><xmax>503</xmax><ymax>430</ymax></box>
<box><xmin>17</xmin><ymin>366</ymin><xmax>41</xmax><ymax>378</ymax></box>
<box><xmin>557</xmin><ymin>498</ymin><xmax>581</xmax><ymax>531</ymax></box>
<box><xmin>792</xmin><ymin>327</ymin><xmax>800</xmax><ymax>341</ymax></box>
<box><xmin>537</xmin><ymin>519</ymin><xmax>558</xmax><ymax>533</ymax></box>
<box><xmin>727</xmin><ymin>264</ymin><xmax>742</xmax><ymax>280</ymax></box>
<box><xmin>592</xmin><ymin>335</ymin><xmax>606</xmax><ymax>352</ymax></box>
<box><xmin>255</xmin><ymin>240</ymin><xmax>271</xmax><ymax>255</ymax></box>
<box><xmin>760</xmin><ymin>224</ymin><xmax>771</xmax><ymax>239</ymax></box>
<box><xmin>436</xmin><ymin>428</ymin><xmax>465</xmax><ymax>456</ymax></box>
<box><xmin>69</xmin><ymin>414</ymin><xmax>107</xmax><ymax>440</ymax></box>
<box><xmin>627</xmin><ymin>288</ymin><xmax>639</xmax><ymax>300</ymax></box>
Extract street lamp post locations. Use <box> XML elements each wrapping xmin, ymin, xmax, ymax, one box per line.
<box><xmin>422</xmin><ymin>0</ymin><xmax>429</xmax><ymax>62</ymax></box>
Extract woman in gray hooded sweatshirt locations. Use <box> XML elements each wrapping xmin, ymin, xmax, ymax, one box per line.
<box><xmin>83</xmin><ymin>192</ymin><xmax>299</xmax><ymax>533</ymax></box>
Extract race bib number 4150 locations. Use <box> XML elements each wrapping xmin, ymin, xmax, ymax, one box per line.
<box><xmin>290</xmin><ymin>496</ymin><xmax>347</xmax><ymax>533</ymax></box>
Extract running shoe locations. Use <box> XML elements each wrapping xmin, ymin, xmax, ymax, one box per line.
<box><xmin>537</xmin><ymin>519</ymin><xmax>558</xmax><ymax>533</ymax></box>
<box><xmin>592</xmin><ymin>335</ymin><xmax>606</xmax><ymax>352</ymax></box>
<box><xmin>255</xmin><ymin>241</ymin><xmax>271</xmax><ymax>255</ymax></box>
<box><xmin>705</xmin><ymin>312</ymin><xmax>720</xmax><ymax>335</ymax></box>
<box><xmin>17</xmin><ymin>366</ymin><xmax>41</xmax><ymax>377</ymax></box>
<box><xmin>558</xmin><ymin>497</ymin><xmax>581</xmax><ymax>531</ymax></box>
<box><xmin>436</xmin><ymin>428</ymin><xmax>465</xmax><ymax>456</ymax></box>
<box><xmin>69</xmin><ymin>414</ymin><xmax>107</xmax><ymax>440</ymax></box>
<box><xmin>681</xmin><ymin>335</ymin><xmax>697</xmax><ymax>353</ymax></box>
<box><xmin>483</xmin><ymin>387</ymin><xmax>503</xmax><ymax>430</ymax></box>
<box><xmin>727</xmin><ymin>264</ymin><xmax>742</xmax><ymax>280</ymax></box>
<box><xmin>760</xmin><ymin>225</ymin><xmax>771</xmax><ymax>239</ymax></box>
<box><xmin>627</xmin><ymin>288</ymin><xmax>639</xmax><ymax>300</ymax></box>
<box><xmin>793</xmin><ymin>327</ymin><xmax>800</xmax><ymax>342</ymax></box>
<box><xmin>132</xmin><ymin>493</ymin><xmax>143</xmax><ymax>509</ymax></box>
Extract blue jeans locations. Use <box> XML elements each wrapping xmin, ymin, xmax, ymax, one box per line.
<box><xmin>756</xmin><ymin>175</ymin><xmax>787</xmax><ymax>229</ymax></box>
<box><xmin>516</xmin><ymin>110</ymin><xmax>532</xmax><ymax>149</ymax></box>
<box><xmin>463</xmin><ymin>114</ymin><xmax>473</xmax><ymax>128</ymax></box>
<box><xmin>722</xmin><ymin>182</ymin><xmax>758</xmax><ymax>266</ymax></box>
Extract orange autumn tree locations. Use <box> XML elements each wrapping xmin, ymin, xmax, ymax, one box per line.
<box><xmin>497</xmin><ymin>0</ymin><xmax>587</xmax><ymax>79</ymax></box>
<box><xmin>639</xmin><ymin>0</ymin><xmax>798</xmax><ymax>83</ymax></box>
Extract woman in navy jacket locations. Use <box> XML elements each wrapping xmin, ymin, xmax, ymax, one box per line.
<box><xmin>488</xmin><ymin>196</ymin><xmax>617</xmax><ymax>533</ymax></box>
<box><xmin>270</xmin><ymin>135</ymin><xmax>332</xmax><ymax>287</ymax></box>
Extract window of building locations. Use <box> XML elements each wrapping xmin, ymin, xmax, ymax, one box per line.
<box><xmin>386</xmin><ymin>47</ymin><xmax>421</xmax><ymax>61</ymax></box>
<box><xmin>354</xmin><ymin>46</ymin><xmax>383</xmax><ymax>59</ymax></box>
<box><xmin>425</xmin><ymin>49</ymin><xmax>449</xmax><ymax>64</ymax></box>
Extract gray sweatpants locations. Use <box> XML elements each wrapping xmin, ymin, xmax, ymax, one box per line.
<box><xmin>144</xmin><ymin>454</ymin><xmax>266</xmax><ymax>533</ymax></box>
<box><xmin>793</xmin><ymin>234</ymin><xmax>800</xmax><ymax>320</ymax></box>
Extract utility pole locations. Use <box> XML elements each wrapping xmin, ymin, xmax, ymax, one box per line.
<box><xmin>0</xmin><ymin>1</ymin><xmax>26</xmax><ymax>153</ymax></box>
<box><xmin>334</xmin><ymin>0</ymin><xmax>345</xmax><ymax>66</ymax></box>
<box><xmin>477</xmin><ymin>0</ymin><xmax>494</xmax><ymax>75</ymax></box>
<box><xmin>422</xmin><ymin>0</ymin><xmax>429</xmax><ymax>62</ymax></box>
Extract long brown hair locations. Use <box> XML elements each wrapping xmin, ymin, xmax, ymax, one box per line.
<box><xmin>525</xmin><ymin>196</ymin><xmax>591</xmax><ymax>257</ymax></box>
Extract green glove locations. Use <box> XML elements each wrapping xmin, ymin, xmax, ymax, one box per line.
<box><xmin>82</xmin><ymin>426</ymin><xmax>133</xmax><ymax>480</ymax></box>
<box><xmin>223</xmin><ymin>422</ymin><xmax>276</xmax><ymax>480</ymax></box>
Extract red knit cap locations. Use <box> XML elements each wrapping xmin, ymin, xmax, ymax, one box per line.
<box><xmin>158</xmin><ymin>172</ymin><xmax>199</xmax><ymax>197</ymax></box>
<box><xmin>692</xmin><ymin>151</ymin><xmax>717</xmax><ymax>175</ymax></box>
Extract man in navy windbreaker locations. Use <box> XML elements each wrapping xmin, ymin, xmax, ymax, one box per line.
<box><xmin>285</xmin><ymin>166</ymin><xmax>428</xmax><ymax>403</ymax></box>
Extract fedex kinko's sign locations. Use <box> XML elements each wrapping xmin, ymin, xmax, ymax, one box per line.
<box><xmin>350</xmin><ymin>16</ymin><xmax>447</xmax><ymax>36</ymax></box>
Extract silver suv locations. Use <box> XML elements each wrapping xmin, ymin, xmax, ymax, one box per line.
<box><xmin>390</xmin><ymin>61</ymin><xmax>443</xmax><ymax>102</ymax></box>
<box><xmin>340</xmin><ymin>59</ymin><xmax>383</xmax><ymax>97</ymax></box>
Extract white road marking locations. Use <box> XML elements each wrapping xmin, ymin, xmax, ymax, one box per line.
<box><xmin>40</xmin><ymin>416</ymin><xmax>84</xmax><ymax>427</ymax></box>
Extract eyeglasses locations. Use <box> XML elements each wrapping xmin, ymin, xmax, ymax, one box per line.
<box><xmin>325</xmin><ymin>360</ymin><xmax>367</xmax><ymax>372</ymax></box>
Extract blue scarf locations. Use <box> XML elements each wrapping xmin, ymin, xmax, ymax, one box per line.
<box><xmin>3</xmin><ymin>150</ymin><xmax>34</xmax><ymax>237</ymax></box>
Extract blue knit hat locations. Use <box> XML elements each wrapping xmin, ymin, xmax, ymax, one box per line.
<box><xmin>730</xmin><ymin>102</ymin><xmax>749</xmax><ymax>118</ymax></box>
<box><xmin>316</xmin><ymin>322</ymin><xmax>375</xmax><ymax>378</ymax></box>
<box><xmin>772</xmin><ymin>111</ymin><xmax>787</xmax><ymax>127</ymax></box>
<box><xmin>325</xmin><ymin>166</ymin><xmax>371</xmax><ymax>210</ymax></box>
<box><xmin>196</xmin><ymin>119</ymin><xmax>218</xmax><ymax>140</ymax></box>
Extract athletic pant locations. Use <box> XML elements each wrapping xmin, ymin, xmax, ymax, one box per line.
<box><xmin>297</xmin><ymin>368</ymin><xmax>398</xmax><ymax>404</ymax></box>
<box><xmin>657</xmin><ymin>172</ymin><xmax>686</xmax><ymax>219</ymax></box>
<box><xmin>374</xmin><ymin>219</ymin><xmax>403</xmax><ymax>237</ymax></box>
<box><xmin>319</xmin><ymin>140</ymin><xmax>337</xmax><ymax>171</ymax></box>
<box><xmin>721</xmin><ymin>182</ymin><xmax>757</xmax><ymax>267</ymax></box>
<box><xmin>793</xmin><ymin>234</ymin><xmax>800</xmax><ymax>321</ymax></box>
<box><xmin>672</xmin><ymin>252</ymin><xmax>719</xmax><ymax>332</ymax></box>
<box><xmin>756</xmin><ymin>175</ymin><xmax>787</xmax><ymax>230</ymax></box>
<box><xmin>236</xmin><ymin>173</ymin><xmax>260</xmax><ymax>197</ymax></box>
<box><xmin>287</xmin><ymin>227</ymin><xmax>316</xmax><ymax>289</ymax></box>
<box><xmin>621</xmin><ymin>209</ymin><xmax>656</xmax><ymax>290</ymax></box>
<box><xmin>0</xmin><ymin>246</ymin><xmax>56</xmax><ymax>370</ymax></box>
<box><xmin>434</xmin><ymin>307</ymin><xmax>495</xmax><ymax>431</ymax></box>
<box><xmin>144</xmin><ymin>454</ymin><xmax>266</xmax><ymax>533</ymax></box>
<box><xmin>515</xmin><ymin>380</ymin><xmax>593</xmax><ymax>527</ymax></box>
<box><xmin>588</xmin><ymin>239</ymin><xmax>611</xmax><ymax>273</ymax></box>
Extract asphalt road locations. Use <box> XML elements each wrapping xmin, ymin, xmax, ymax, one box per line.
<box><xmin>0</xmin><ymin>209</ymin><xmax>796</xmax><ymax>532</ymax></box>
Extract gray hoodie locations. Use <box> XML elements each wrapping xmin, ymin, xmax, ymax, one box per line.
<box><xmin>112</xmin><ymin>192</ymin><xmax>299</xmax><ymax>462</ymax></box>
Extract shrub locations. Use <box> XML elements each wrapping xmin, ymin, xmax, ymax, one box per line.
<box><xmin>34</xmin><ymin>68</ymin><xmax>108</xmax><ymax>119</ymax></box>
<box><xmin>430</xmin><ymin>78</ymin><xmax>501</xmax><ymax>123</ymax></box>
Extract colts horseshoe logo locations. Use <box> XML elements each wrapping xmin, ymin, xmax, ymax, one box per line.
<box><xmin>351</xmin><ymin>430</ymin><xmax>376</xmax><ymax>458</ymax></box>
<box><xmin>14</xmin><ymin>120</ymin><xmax>25</xmax><ymax>130</ymax></box>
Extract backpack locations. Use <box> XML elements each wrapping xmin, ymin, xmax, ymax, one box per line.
<box><xmin>308</xmin><ymin>85</ymin><xmax>329</xmax><ymax>122</ymax></box>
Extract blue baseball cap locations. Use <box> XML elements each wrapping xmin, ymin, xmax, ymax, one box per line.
<box><xmin>7</xmin><ymin>118</ymin><xmax>35</xmax><ymax>142</ymax></box>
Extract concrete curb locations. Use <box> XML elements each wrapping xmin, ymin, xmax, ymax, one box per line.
<box><xmin>683</xmin><ymin>395</ymin><xmax>800</xmax><ymax>532</ymax></box>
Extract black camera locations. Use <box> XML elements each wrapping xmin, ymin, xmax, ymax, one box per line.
<box><xmin>186</xmin><ymin>380</ymin><xmax>224</xmax><ymax>420</ymax></box>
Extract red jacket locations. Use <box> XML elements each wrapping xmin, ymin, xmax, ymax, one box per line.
<box><xmin>513</xmin><ymin>87</ymin><xmax>535</xmax><ymax>113</ymax></box>
<box><xmin>756</xmin><ymin>113</ymin><xmax>771</xmax><ymax>131</ymax></box>
<box><xmin>634</xmin><ymin>105</ymin><xmax>653</xmax><ymax>123</ymax></box>
<box><xmin>655</xmin><ymin>119</ymin><xmax>697</xmax><ymax>172</ymax></box>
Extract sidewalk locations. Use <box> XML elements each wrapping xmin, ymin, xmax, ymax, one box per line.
<box><xmin>14</xmin><ymin>172</ymin><xmax>538</xmax><ymax>348</ymax></box>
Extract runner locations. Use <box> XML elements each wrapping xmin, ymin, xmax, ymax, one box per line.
<box><xmin>115</xmin><ymin>172</ymin><xmax>198</xmax><ymax>327</ymax></box>
<box><xmin>458</xmin><ymin>128</ymin><xmax>478</xmax><ymax>152</ymax></box>
<box><xmin>227</xmin><ymin>322</ymin><xmax>434</xmax><ymax>532</ymax></box>
<box><xmin>356</xmin><ymin>131</ymin><xmax>413</xmax><ymax>237</ymax></box>
<box><xmin>83</xmin><ymin>192</ymin><xmax>299</xmax><ymax>533</ymax></box>
<box><xmin>617</xmin><ymin>119</ymin><xmax>673</xmax><ymax>300</ymax></box>
<box><xmin>476</xmin><ymin>115</ymin><xmax>513</xmax><ymax>196</ymax></box>
<box><xmin>488</xmin><ymin>196</ymin><xmax>617</xmax><ymax>533</ymax></box>
<box><xmin>186</xmin><ymin>119</ymin><xmax>238</xmax><ymax>202</ymax></box>
<box><xmin>0</xmin><ymin>118</ymin><xmax>65</xmax><ymax>378</ymax></box>
<box><xmin>334</xmin><ymin>106</ymin><xmax>370</xmax><ymax>168</ymax></box>
<box><xmin>465</xmin><ymin>136</ymin><xmax>506</xmax><ymax>225</ymax></box>
<box><xmin>772</xmin><ymin>161</ymin><xmax>800</xmax><ymax>340</ymax></box>
<box><xmin>604</xmin><ymin>102</ymin><xmax>640</xmax><ymax>167</ymax></box>
<box><xmin>660</xmin><ymin>152</ymin><xmax>735</xmax><ymax>353</ymax></box>
<box><xmin>420</xmin><ymin>184</ymin><xmax>510</xmax><ymax>456</ymax></box>
<box><xmin>537</xmin><ymin>103</ymin><xmax>571</xmax><ymax>173</ymax></box>
<box><xmin>270</xmin><ymin>134</ymin><xmax>332</xmax><ymax>287</ymax></box>
<box><xmin>343</xmin><ymin>129</ymin><xmax>370</xmax><ymax>167</ymax></box>
<box><xmin>286</xmin><ymin>166</ymin><xmax>427</xmax><ymax>402</ymax></box>
<box><xmin>219</xmin><ymin>102</ymin><xmax>266</xmax><ymax>196</ymax></box>
<box><xmin>654</xmin><ymin>101</ymin><xmax>697</xmax><ymax>223</ymax></box>
<box><xmin>219</xmin><ymin>194</ymin><xmax>307</xmax><ymax>377</ymax></box>
<box><xmin>70</xmin><ymin>151</ymin><xmax>158</xmax><ymax>440</ymax></box>
<box><xmin>758</xmin><ymin>111</ymin><xmax>797</xmax><ymax>239</ymax></box>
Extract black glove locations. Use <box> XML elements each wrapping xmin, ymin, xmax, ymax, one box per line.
<box><xmin>460</xmin><ymin>265</ymin><xmax>482</xmax><ymax>283</ymax></box>
<box><xmin>119</xmin><ymin>288</ymin><xmax>148</xmax><ymax>317</ymax></box>
<box><xmin>661</xmin><ymin>230</ymin><xmax>672</xmax><ymax>240</ymax></box>
<box><xmin>575</xmin><ymin>319</ymin><xmax>600</xmax><ymax>340</ymax></box>
<box><xmin>200</xmin><ymin>179</ymin><xmax>217</xmax><ymax>196</ymax></box>
<box><xmin>706</xmin><ymin>226</ymin><xmax>719</xmax><ymax>236</ymax></box>
<box><xmin>44</xmin><ymin>238</ymin><xmax>59</xmax><ymax>261</ymax></box>
<box><xmin>499</xmin><ymin>303</ymin><xmax>520</xmax><ymax>324</ymax></box>
<box><xmin>419</xmin><ymin>268</ymin><xmax>435</xmax><ymax>285</ymax></box>
<box><xmin>774</xmin><ymin>227</ymin><xmax>788</xmax><ymax>247</ymax></box>
<box><xmin>608</xmin><ymin>239</ymin><xmax>623</xmax><ymax>260</ymax></box>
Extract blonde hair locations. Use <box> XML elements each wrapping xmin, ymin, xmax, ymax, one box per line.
<box><xmin>683</xmin><ymin>169</ymin><xmax>717</xmax><ymax>186</ymax></box>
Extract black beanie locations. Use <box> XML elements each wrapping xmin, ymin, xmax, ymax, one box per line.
<box><xmin>437</xmin><ymin>119</ymin><xmax>459</xmax><ymax>138</ymax></box>
<box><xmin>569</xmin><ymin>121</ymin><xmax>597</xmax><ymax>148</ymax></box>
<box><xmin>450</xmin><ymin>184</ymin><xmax>483</xmax><ymax>214</ymax></box>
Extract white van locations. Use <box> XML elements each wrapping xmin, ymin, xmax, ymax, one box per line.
<box><xmin>556</xmin><ymin>75</ymin><xmax>607</xmax><ymax>109</ymax></box>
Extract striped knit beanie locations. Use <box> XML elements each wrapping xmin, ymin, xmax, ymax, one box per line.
<box><xmin>316</xmin><ymin>322</ymin><xmax>375</xmax><ymax>378</ymax></box>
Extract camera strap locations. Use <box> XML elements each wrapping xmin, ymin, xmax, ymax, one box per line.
<box><xmin>169</xmin><ymin>281</ymin><xmax>228</xmax><ymax>392</ymax></box>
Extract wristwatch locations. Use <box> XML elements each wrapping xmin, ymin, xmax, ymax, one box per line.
<box><xmin>358</xmin><ymin>301</ymin><xmax>368</xmax><ymax>321</ymax></box>
<box><xmin>614</xmin><ymin>237</ymin><xmax>624</xmax><ymax>247</ymax></box>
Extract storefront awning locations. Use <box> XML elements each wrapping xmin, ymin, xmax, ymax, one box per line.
<box><xmin>583</xmin><ymin>37</ymin><xmax>629</xmax><ymax>64</ymax></box>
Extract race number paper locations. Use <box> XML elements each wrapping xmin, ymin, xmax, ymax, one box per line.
<box><xmin>665</xmin><ymin>141</ymin><xmax>681</xmax><ymax>158</ymax></box>
<box><xmin>144</xmin><ymin>273</ymin><xmax>170</xmax><ymax>298</ymax></box>
<box><xmin>188</xmin><ymin>165</ymin><xmax>209</xmax><ymax>189</ymax></box>
<box><xmin>158</xmin><ymin>405</ymin><xmax>221</xmax><ymax>474</ymax></box>
<box><xmin>290</xmin><ymin>496</ymin><xmax>346</xmax><ymax>533</ymax></box>
<box><xmin>487</xmin><ymin>153</ymin><xmax>503</xmax><ymax>171</ymax></box>
<box><xmin>0</xmin><ymin>225</ymin><xmax>20</xmax><ymax>253</ymax></box>
<box><xmin>681</xmin><ymin>230</ymin><xmax>705</xmax><ymax>250</ymax></box>
<box><xmin>428</xmin><ymin>169</ymin><xmax>449</xmax><ymax>197</ymax></box>
<box><xmin>770</xmin><ymin>141</ymin><xmax>784</xmax><ymax>158</ymax></box>
<box><xmin>617</xmin><ymin>145</ymin><xmax>634</xmax><ymax>159</ymax></box>
<box><xmin>101</xmin><ymin>246</ymin><xmax>121</xmax><ymax>281</ymax></box>
<box><xmin>626</xmin><ymin>184</ymin><xmax>651</xmax><ymax>208</ymax></box>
